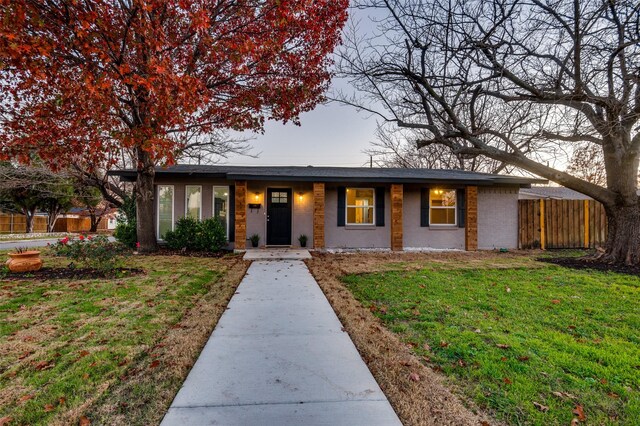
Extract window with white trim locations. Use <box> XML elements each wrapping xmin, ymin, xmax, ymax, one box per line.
<box><xmin>346</xmin><ymin>188</ymin><xmax>374</xmax><ymax>225</ymax></box>
<box><xmin>213</xmin><ymin>186</ymin><xmax>229</xmax><ymax>237</ymax></box>
<box><xmin>429</xmin><ymin>189</ymin><xmax>456</xmax><ymax>225</ymax></box>
<box><xmin>185</xmin><ymin>185</ymin><xmax>202</xmax><ymax>220</ymax></box>
<box><xmin>157</xmin><ymin>185</ymin><xmax>174</xmax><ymax>239</ymax></box>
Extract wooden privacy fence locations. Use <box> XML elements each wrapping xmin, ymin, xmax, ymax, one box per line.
<box><xmin>1</xmin><ymin>214</ymin><xmax>111</xmax><ymax>234</ymax></box>
<box><xmin>53</xmin><ymin>217</ymin><xmax>92</xmax><ymax>233</ymax></box>
<box><xmin>519</xmin><ymin>199</ymin><xmax>608</xmax><ymax>249</ymax></box>
<box><xmin>0</xmin><ymin>214</ymin><xmax>47</xmax><ymax>233</ymax></box>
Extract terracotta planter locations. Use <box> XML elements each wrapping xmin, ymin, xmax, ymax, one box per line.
<box><xmin>6</xmin><ymin>251</ymin><xmax>43</xmax><ymax>273</ymax></box>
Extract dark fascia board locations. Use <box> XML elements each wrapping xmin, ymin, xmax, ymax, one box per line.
<box><xmin>225</xmin><ymin>172</ymin><xmax>546</xmax><ymax>186</ymax></box>
<box><xmin>108</xmin><ymin>168</ymin><xmax>547</xmax><ymax>186</ymax></box>
<box><xmin>108</xmin><ymin>170</ymin><xmax>228</xmax><ymax>182</ymax></box>
<box><xmin>228</xmin><ymin>173</ymin><xmax>492</xmax><ymax>186</ymax></box>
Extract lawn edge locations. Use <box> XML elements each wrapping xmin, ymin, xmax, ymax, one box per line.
<box><xmin>57</xmin><ymin>256</ymin><xmax>250</xmax><ymax>426</ymax></box>
<box><xmin>306</xmin><ymin>253</ymin><xmax>503</xmax><ymax>426</ymax></box>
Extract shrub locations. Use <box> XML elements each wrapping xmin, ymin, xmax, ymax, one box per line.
<box><xmin>164</xmin><ymin>216</ymin><xmax>200</xmax><ymax>250</ymax></box>
<box><xmin>164</xmin><ymin>217</ymin><xmax>227</xmax><ymax>252</ymax></box>
<box><xmin>114</xmin><ymin>196</ymin><xmax>137</xmax><ymax>248</ymax></box>
<box><xmin>114</xmin><ymin>220</ymin><xmax>137</xmax><ymax>248</ymax></box>
<box><xmin>50</xmin><ymin>235</ymin><xmax>129</xmax><ymax>271</ymax></box>
<box><xmin>197</xmin><ymin>217</ymin><xmax>227</xmax><ymax>251</ymax></box>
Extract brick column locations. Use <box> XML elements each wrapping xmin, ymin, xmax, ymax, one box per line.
<box><xmin>391</xmin><ymin>184</ymin><xmax>403</xmax><ymax>251</ymax></box>
<box><xmin>313</xmin><ymin>183</ymin><xmax>325</xmax><ymax>249</ymax></box>
<box><xmin>234</xmin><ymin>181</ymin><xmax>247</xmax><ymax>250</ymax></box>
<box><xmin>465</xmin><ymin>186</ymin><xmax>478</xmax><ymax>251</ymax></box>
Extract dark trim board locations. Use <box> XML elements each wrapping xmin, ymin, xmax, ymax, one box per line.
<box><xmin>109</xmin><ymin>165</ymin><xmax>546</xmax><ymax>187</ymax></box>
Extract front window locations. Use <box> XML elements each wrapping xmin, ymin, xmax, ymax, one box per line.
<box><xmin>157</xmin><ymin>185</ymin><xmax>174</xmax><ymax>239</ymax></box>
<box><xmin>213</xmin><ymin>186</ymin><xmax>229</xmax><ymax>237</ymax></box>
<box><xmin>430</xmin><ymin>189</ymin><xmax>456</xmax><ymax>225</ymax></box>
<box><xmin>346</xmin><ymin>188</ymin><xmax>374</xmax><ymax>225</ymax></box>
<box><xmin>185</xmin><ymin>185</ymin><xmax>202</xmax><ymax>220</ymax></box>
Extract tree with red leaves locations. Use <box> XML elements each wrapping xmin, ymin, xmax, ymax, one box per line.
<box><xmin>0</xmin><ymin>0</ymin><xmax>348</xmax><ymax>251</ymax></box>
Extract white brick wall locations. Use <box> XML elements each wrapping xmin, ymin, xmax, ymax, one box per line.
<box><xmin>477</xmin><ymin>187</ymin><xmax>519</xmax><ymax>249</ymax></box>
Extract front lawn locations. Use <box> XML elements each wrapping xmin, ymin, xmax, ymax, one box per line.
<box><xmin>340</xmin><ymin>253</ymin><xmax>640</xmax><ymax>425</ymax></box>
<box><xmin>0</xmin><ymin>250</ymin><xmax>247</xmax><ymax>425</ymax></box>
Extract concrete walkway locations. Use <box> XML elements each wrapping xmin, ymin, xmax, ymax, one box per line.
<box><xmin>162</xmin><ymin>260</ymin><xmax>401</xmax><ymax>426</ymax></box>
<box><xmin>242</xmin><ymin>248</ymin><xmax>312</xmax><ymax>260</ymax></box>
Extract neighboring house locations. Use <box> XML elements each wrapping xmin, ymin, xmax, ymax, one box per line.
<box><xmin>519</xmin><ymin>186</ymin><xmax>592</xmax><ymax>200</ymax></box>
<box><xmin>111</xmin><ymin>165</ymin><xmax>545</xmax><ymax>251</ymax></box>
<box><xmin>57</xmin><ymin>206</ymin><xmax>119</xmax><ymax>231</ymax></box>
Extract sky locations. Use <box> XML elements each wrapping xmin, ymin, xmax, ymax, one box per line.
<box><xmin>225</xmin><ymin>93</ymin><xmax>379</xmax><ymax>167</ymax></box>
<box><xmin>224</xmin><ymin>6</ymin><xmax>381</xmax><ymax>167</ymax></box>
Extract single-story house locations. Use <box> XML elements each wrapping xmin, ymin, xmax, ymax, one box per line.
<box><xmin>112</xmin><ymin>165</ymin><xmax>546</xmax><ymax>251</ymax></box>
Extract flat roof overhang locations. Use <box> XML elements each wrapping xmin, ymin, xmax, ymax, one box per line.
<box><xmin>108</xmin><ymin>167</ymin><xmax>547</xmax><ymax>188</ymax></box>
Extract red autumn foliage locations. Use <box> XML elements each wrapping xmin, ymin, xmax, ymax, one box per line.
<box><xmin>0</xmin><ymin>0</ymin><xmax>348</xmax><ymax>250</ymax></box>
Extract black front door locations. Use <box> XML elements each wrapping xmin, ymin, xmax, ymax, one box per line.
<box><xmin>267</xmin><ymin>188</ymin><xmax>292</xmax><ymax>246</ymax></box>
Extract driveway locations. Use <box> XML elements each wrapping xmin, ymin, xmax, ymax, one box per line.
<box><xmin>161</xmin><ymin>259</ymin><xmax>401</xmax><ymax>426</ymax></box>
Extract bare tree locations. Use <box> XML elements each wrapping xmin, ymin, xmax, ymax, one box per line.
<box><xmin>339</xmin><ymin>0</ymin><xmax>640</xmax><ymax>264</ymax></box>
<box><xmin>366</xmin><ymin>123</ymin><xmax>511</xmax><ymax>172</ymax></box>
<box><xmin>566</xmin><ymin>143</ymin><xmax>607</xmax><ymax>187</ymax></box>
<box><xmin>69</xmin><ymin>130</ymin><xmax>254</xmax><ymax>210</ymax></box>
<box><xmin>173</xmin><ymin>129</ymin><xmax>257</xmax><ymax>165</ymax></box>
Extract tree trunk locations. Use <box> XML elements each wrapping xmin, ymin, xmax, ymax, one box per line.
<box><xmin>597</xmin><ymin>204</ymin><xmax>640</xmax><ymax>265</ymax></box>
<box><xmin>89</xmin><ymin>212</ymin><xmax>100</xmax><ymax>232</ymax></box>
<box><xmin>47</xmin><ymin>215</ymin><xmax>55</xmax><ymax>233</ymax></box>
<box><xmin>597</xmin><ymin>131</ymin><xmax>640</xmax><ymax>265</ymax></box>
<box><xmin>47</xmin><ymin>207</ymin><xmax>60</xmax><ymax>233</ymax></box>
<box><xmin>135</xmin><ymin>148</ymin><xmax>158</xmax><ymax>253</ymax></box>
<box><xmin>24</xmin><ymin>207</ymin><xmax>35</xmax><ymax>233</ymax></box>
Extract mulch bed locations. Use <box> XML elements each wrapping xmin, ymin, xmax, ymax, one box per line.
<box><xmin>143</xmin><ymin>248</ymin><xmax>234</xmax><ymax>258</ymax></box>
<box><xmin>539</xmin><ymin>256</ymin><xmax>640</xmax><ymax>276</ymax></box>
<box><xmin>3</xmin><ymin>266</ymin><xmax>145</xmax><ymax>281</ymax></box>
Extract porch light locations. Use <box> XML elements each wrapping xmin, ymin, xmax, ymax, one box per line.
<box><xmin>254</xmin><ymin>192</ymin><xmax>260</xmax><ymax>201</ymax></box>
<box><xmin>298</xmin><ymin>192</ymin><xmax>303</xmax><ymax>201</ymax></box>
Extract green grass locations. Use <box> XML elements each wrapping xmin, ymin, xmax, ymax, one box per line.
<box><xmin>342</xmin><ymin>257</ymin><xmax>640</xmax><ymax>425</ymax></box>
<box><xmin>0</xmin><ymin>250</ymin><xmax>235</xmax><ymax>425</ymax></box>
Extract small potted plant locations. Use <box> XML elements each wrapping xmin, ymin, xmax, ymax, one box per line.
<box><xmin>6</xmin><ymin>247</ymin><xmax>43</xmax><ymax>273</ymax></box>
<box><xmin>298</xmin><ymin>234</ymin><xmax>308</xmax><ymax>248</ymax></box>
<box><xmin>249</xmin><ymin>234</ymin><xmax>260</xmax><ymax>248</ymax></box>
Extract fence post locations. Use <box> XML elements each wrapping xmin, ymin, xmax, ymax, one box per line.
<box><xmin>539</xmin><ymin>199</ymin><xmax>545</xmax><ymax>250</ymax></box>
<box><xmin>10</xmin><ymin>214</ymin><xmax>13</xmax><ymax>233</ymax></box>
<box><xmin>584</xmin><ymin>200</ymin><xmax>590</xmax><ymax>249</ymax></box>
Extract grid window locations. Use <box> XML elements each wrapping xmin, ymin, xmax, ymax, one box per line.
<box><xmin>346</xmin><ymin>188</ymin><xmax>374</xmax><ymax>225</ymax></box>
<box><xmin>271</xmin><ymin>191</ymin><xmax>288</xmax><ymax>204</ymax></box>
<box><xmin>157</xmin><ymin>186</ymin><xmax>174</xmax><ymax>239</ymax></box>
<box><xmin>185</xmin><ymin>185</ymin><xmax>202</xmax><ymax>220</ymax></box>
<box><xmin>213</xmin><ymin>186</ymin><xmax>229</xmax><ymax>237</ymax></box>
<box><xmin>430</xmin><ymin>189</ymin><xmax>456</xmax><ymax>225</ymax></box>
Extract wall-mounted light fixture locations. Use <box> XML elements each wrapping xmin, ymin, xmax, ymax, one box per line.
<box><xmin>249</xmin><ymin>192</ymin><xmax>262</xmax><ymax>211</ymax></box>
<box><xmin>297</xmin><ymin>191</ymin><xmax>304</xmax><ymax>201</ymax></box>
